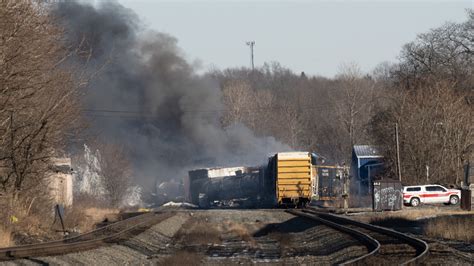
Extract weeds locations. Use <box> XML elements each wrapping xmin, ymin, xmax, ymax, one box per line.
<box><xmin>0</xmin><ymin>227</ymin><xmax>11</xmax><ymax>248</ymax></box>
<box><xmin>366</xmin><ymin>208</ymin><xmax>474</xmax><ymax>243</ymax></box>
<box><xmin>0</xmin><ymin>191</ymin><xmax>120</xmax><ymax>247</ymax></box>
<box><xmin>176</xmin><ymin>217</ymin><xmax>221</xmax><ymax>245</ymax></box>
<box><xmin>224</xmin><ymin>221</ymin><xmax>253</xmax><ymax>241</ymax></box>
<box><xmin>424</xmin><ymin>215</ymin><xmax>474</xmax><ymax>243</ymax></box>
<box><xmin>366</xmin><ymin>207</ymin><xmax>470</xmax><ymax>222</ymax></box>
<box><xmin>63</xmin><ymin>206</ymin><xmax>119</xmax><ymax>233</ymax></box>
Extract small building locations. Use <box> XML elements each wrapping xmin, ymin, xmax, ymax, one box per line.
<box><xmin>48</xmin><ymin>158</ymin><xmax>73</xmax><ymax>207</ymax></box>
<box><xmin>351</xmin><ymin>145</ymin><xmax>384</xmax><ymax>195</ymax></box>
<box><xmin>372</xmin><ymin>179</ymin><xmax>403</xmax><ymax>211</ymax></box>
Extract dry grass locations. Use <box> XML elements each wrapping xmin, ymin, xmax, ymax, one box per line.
<box><xmin>63</xmin><ymin>207</ymin><xmax>119</xmax><ymax>233</ymax></box>
<box><xmin>176</xmin><ymin>217</ymin><xmax>221</xmax><ymax>245</ymax></box>
<box><xmin>424</xmin><ymin>215</ymin><xmax>474</xmax><ymax>243</ymax></box>
<box><xmin>363</xmin><ymin>208</ymin><xmax>474</xmax><ymax>243</ymax></box>
<box><xmin>224</xmin><ymin>221</ymin><xmax>251</xmax><ymax>240</ymax></box>
<box><xmin>223</xmin><ymin>221</ymin><xmax>257</xmax><ymax>247</ymax></box>
<box><xmin>0</xmin><ymin>192</ymin><xmax>120</xmax><ymax>247</ymax></box>
<box><xmin>366</xmin><ymin>207</ymin><xmax>470</xmax><ymax>223</ymax></box>
<box><xmin>15</xmin><ymin>214</ymin><xmax>44</xmax><ymax>235</ymax></box>
<box><xmin>0</xmin><ymin>197</ymin><xmax>53</xmax><ymax>245</ymax></box>
<box><xmin>0</xmin><ymin>227</ymin><xmax>12</xmax><ymax>248</ymax></box>
<box><xmin>61</xmin><ymin>193</ymin><xmax>119</xmax><ymax>233</ymax></box>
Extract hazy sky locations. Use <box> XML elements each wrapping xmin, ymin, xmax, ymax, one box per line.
<box><xmin>117</xmin><ymin>0</ymin><xmax>472</xmax><ymax>77</ymax></box>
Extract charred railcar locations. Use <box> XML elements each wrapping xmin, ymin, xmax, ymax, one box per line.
<box><xmin>185</xmin><ymin>152</ymin><xmax>318</xmax><ymax>208</ymax></box>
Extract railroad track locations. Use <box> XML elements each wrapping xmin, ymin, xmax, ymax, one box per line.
<box><xmin>0</xmin><ymin>211</ymin><xmax>173</xmax><ymax>261</ymax></box>
<box><xmin>287</xmin><ymin>209</ymin><xmax>429</xmax><ymax>265</ymax></box>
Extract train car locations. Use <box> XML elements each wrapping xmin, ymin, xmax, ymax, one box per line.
<box><xmin>267</xmin><ymin>152</ymin><xmax>315</xmax><ymax>207</ymax></box>
<box><xmin>185</xmin><ymin>166</ymin><xmax>275</xmax><ymax>208</ymax></box>
<box><xmin>316</xmin><ymin>166</ymin><xmax>343</xmax><ymax>200</ymax></box>
<box><xmin>185</xmin><ymin>152</ymin><xmax>317</xmax><ymax>208</ymax></box>
<box><xmin>311</xmin><ymin>165</ymin><xmax>349</xmax><ymax>207</ymax></box>
<box><xmin>185</xmin><ymin>167</ymin><xmax>253</xmax><ymax>204</ymax></box>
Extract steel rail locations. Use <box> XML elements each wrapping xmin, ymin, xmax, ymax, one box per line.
<box><xmin>0</xmin><ymin>211</ymin><xmax>161</xmax><ymax>261</ymax></box>
<box><xmin>286</xmin><ymin>209</ymin><xmax>380</xmax><ymax>265</ymax></box>
<box><xmin>303</xmin><ymin>209</ymin><xmax>429</xmax><ymax>265</ymax></box>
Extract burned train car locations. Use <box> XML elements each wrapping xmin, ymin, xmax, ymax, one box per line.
<box><xmin>185</xmin><ymin>166</ymin><xmax>274</xmax><ymax>208</ymax></box>
<box><xmin>185</xmin><ymin>152</ymin><xmax>318</xmax><ymax>208</ymax></box>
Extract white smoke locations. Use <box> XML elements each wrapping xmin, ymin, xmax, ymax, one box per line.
<box><xmin>73</xmin><ymin>144</ymin><xmax>143</xmax><ymax>207</ymax></box>
<box><xmin>124</xmin><ymin>186</ymin><xmax>142</xmax><ymax>207</ymax></box>
<box><xmin>73</xmin><ymin>144</ymin><xmax>105</xmax><ymax>197</ymax></box>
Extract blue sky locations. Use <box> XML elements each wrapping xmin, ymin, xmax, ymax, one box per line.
<box><xmin>117</xmin><ymin>0</ymin><xmax>472</xmax><ymax>77</ymax></box>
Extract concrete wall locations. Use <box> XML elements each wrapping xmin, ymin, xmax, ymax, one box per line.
<box><xmin>48</xmin><ymin>158</ymin><xmax>73</xmax><ymax>207</ymax></box>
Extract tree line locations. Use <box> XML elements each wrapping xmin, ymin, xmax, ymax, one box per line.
<box><xmin>214</xmin><ymin>10</ymin><xmax>473</xmax><ymax>186</ymax></box>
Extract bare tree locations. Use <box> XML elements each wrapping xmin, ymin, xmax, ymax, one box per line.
<box><xmin>0</xmin><ymin>1</ymin><xmax>82</xmax><ymax>202</ymax></box>
<box><xmin>371</xmin><ymin>82</ymin><xmax>472</xmax><ymax>185</ymax></box>
<box><xmin>221</xmin><ymin>80</ymin><xmax>255</xmax><ymax>127</ymax></box>
<box><xmin>394</xmin><ymin>10</ymin><xmax>473</xmax><ymax>90</ymax></box>
<box><xmin>217</xmin><ymin>63</ymin><xmax>379</xmax><ymax>161</ymax></box>
<box><xmin>331</xmin><ymin>63</ymin><xmax>377</xmax><ymax>162</ymax></box>
<box><xmin>96</xmin><ymin>142</ymin><xmax>133</xmax><ymax>208</ymax></box>
<box><xmin>370</xmin><ymin>11</ymin><xmax>473</xmax><ymax>185</ymax></box>
<box><xmin>221</xmin><ymin>79</ymin><xmax>276</xmax><ymax>137</ymax></box>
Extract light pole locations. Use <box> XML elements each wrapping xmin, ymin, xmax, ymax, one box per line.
<box><xmin>246</xmin><ymin>41</ymin><xmax>255</xmax><ymax>70</ymax></box>
<box><xmin>396</xmin><ymin>123</ymin><xmax>402</xmax><ymax>182</ymax></box>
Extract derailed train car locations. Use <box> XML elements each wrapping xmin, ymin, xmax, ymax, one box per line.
<box><xmin>184</xmin><ymin>152</ymin><xmax>318</xmax><ymax>208</ymax></box>
<box><xmin>185</xmin><ymin>166</ymin><xmax>274</xmax><ymax>208</ymax></box>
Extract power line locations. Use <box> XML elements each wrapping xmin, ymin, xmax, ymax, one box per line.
<box><xmin>83</xmin><ymin>104</ymin><xmax>333</xmax><ymax>115</ymax></box>
<box><xmin>81</xmin><ymin>104</ymin><xmax>335</xmax><ymax>120</ymax></box>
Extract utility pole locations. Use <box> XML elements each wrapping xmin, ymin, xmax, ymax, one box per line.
<box><xmin>396</xmin><ymin>123</ymin><xmax>402</xmax><ymax>182</ymax></box>
<box><xmin>426</xmin><ymin>165</ymin><xmax>429</xmax><ymax>182</ymax></box>
<box><xmin>246</xmin><ymin>41</ymin><xmax>255</xmax><ymax>70</ymax></box>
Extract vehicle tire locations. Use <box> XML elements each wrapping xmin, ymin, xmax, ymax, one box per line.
<box><xmin>410</xmin><ymin>197</ymin><xmax>420</xmax><ymax>207</ymax></box>
<box><xmin>449</xmin><ymin>195</ymin><xmax>459</xmax><ymax>205</ymax></box>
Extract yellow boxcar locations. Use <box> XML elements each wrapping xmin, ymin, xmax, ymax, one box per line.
<box><xmin>276</xmin><ymin>152</ymin><xmax>313</xmax><ymax>206</ymax></box>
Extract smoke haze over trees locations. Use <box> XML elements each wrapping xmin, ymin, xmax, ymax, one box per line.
<box><xmin>52</xmin><ymin>1</ymin><xmax>471</xmax><ymax>188</ymax></box>
<box><xmin>53</xmin><ymin>1</ymin><xmax>290</xmax><ymax>191</ymax></box>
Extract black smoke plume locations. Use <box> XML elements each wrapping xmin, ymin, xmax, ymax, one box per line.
<box><xmin>53</xmin><ymin>1</ymin><xmax>290</xmax><ymax>191</ymax></box>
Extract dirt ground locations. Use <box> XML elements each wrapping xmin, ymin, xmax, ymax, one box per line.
<box><xmin>347</xmin><ymin>205</ymin><xmax>474</xmax><ymax>264</ymax></box>
<box><xmin>160</xmin><ymin>210</ymin><xmax>366</xmax><ymax>265</ymax></box>
<box><xmin>2</xmin><ymin>207</ymin><xmax>473</xmax><ymax>265</ymax></box>
<box><xmin>2</xmin><ymin>209</ymin><xmax>366</xmax><ymax>265</ymax></box>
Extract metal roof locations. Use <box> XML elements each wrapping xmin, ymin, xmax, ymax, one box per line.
<box><xmin>277</xmin><ymin>151</ymin><xmax>310</xmax><ymax>159</ymax></box>
<box><xmin>353</xmin><ymin>145</ymin><xmax>383</xmax><ymax>158</ymax></box>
